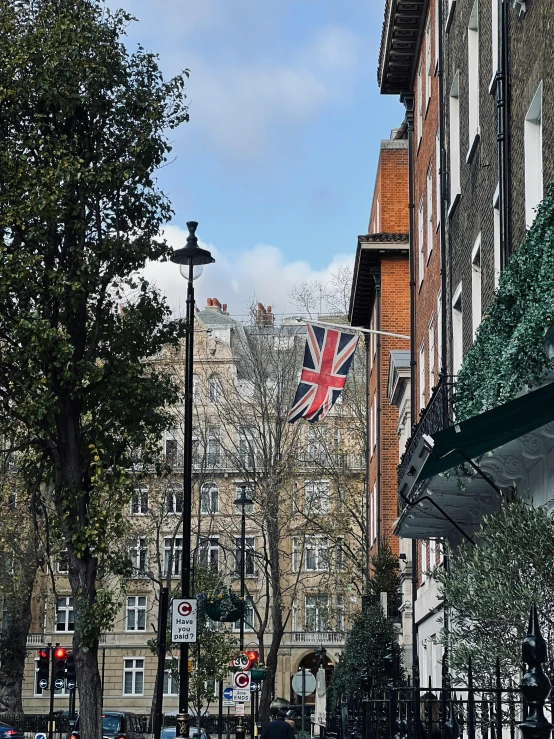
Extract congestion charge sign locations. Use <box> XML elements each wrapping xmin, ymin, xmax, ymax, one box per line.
<box><xmin>172</xmin><ymin>599</ymin><xmax>198</xmax><ymax>643</ymax></box>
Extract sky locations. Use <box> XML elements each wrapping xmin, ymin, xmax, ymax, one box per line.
<box><xmin>105</xmin><ymin>0</ymin><xmax>404</xmax><ymax>318</ymax></box>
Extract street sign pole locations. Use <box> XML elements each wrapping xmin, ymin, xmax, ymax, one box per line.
<box><xmin>48</xmin><ymin>643</ymin><xmax>56</xmax><ymax>739</ymax></box>
<box><xmin>218</xmin><ymin>679</ymin><xmax>223</xmax><ymax>739</ymax></box>
<box><xmin>153</xmin><ymin>588</ymin><xmax>169</xmax><ymax>739</ymax></box>
<box><xmin>301</xmin><ymin>667</ymin><xmax>306</xmax><ymax>734</ymax></box>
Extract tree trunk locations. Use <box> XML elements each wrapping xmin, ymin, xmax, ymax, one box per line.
<box><xmin>69</xmin><ymin>550</ymin><xmax>102</xmax><ymax>739</ymax></box>
<box><xmin>0</xmin><ymin>572</ymin><xmax>35</xmax><ymax>713</ymax></box>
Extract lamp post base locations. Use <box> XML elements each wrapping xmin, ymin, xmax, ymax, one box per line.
<box><xmin>176</xmin><ymin>713</ymin><xmax>189</xmax><ymax>739</ymax></box>
<box><xmin>235</xmin><ymin>717</ymin><xmax>246</xmax><ymax>739</ymax></box>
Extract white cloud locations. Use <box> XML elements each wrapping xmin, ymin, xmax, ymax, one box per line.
<box><xmin>144</xmin><ymin>225</ymin><xmax>354</xmax><ymax>318</ymax></box>
<box><xmin>179</xmin><ymin>25</ymin><xmax>361</xmax><ymax>158</ymax></box>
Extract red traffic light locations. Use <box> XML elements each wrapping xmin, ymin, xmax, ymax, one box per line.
<box><xmin>246</xmin><ymin>650</ymin><xmax>259</xmax><ymax>664</ymax></box>
<box><xmin>54</xmin><ymin>647</ymin><xmax>67</xmax><ymax>659</ymax></box>
<box><xmin>38</xmin><ymin>650</ymin><xmax>48</xmax><ymax>659</ymax></box>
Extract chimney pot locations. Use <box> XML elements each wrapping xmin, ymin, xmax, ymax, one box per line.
<box><xmin>267</xmin><ymin>306</ymin><xmax>272</xmax><ymax>313</ymax></box>
<box><xmin>222</xmin><ymin>303</ymin><xmax>227</xmax><ymax>313</ymax></box>
<box><xmin>213</xmin><ymin>298</ymin><xmax>221</xmax><ymax>309</ymax></box>
<box><xmin>207</xmin><ymin>298</ymin><xmax>213</xmax><ymax>307</ymax></box>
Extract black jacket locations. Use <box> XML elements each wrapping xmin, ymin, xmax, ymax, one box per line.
<box><xmin>261</xmin><ymin>719</ymin><xmax>295</xmax><ymax>739</ymax></box>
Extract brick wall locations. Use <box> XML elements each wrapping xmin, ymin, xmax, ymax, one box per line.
<box><xmin>369</xmin><ymin>141</ymin><xmax>410</xmax><ymax>234</ymax></box>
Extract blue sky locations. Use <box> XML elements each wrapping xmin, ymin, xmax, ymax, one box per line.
<box><xmin>106</xmin><ymin>0</ymin><xmax>404</xmax><ymax>316</ymax></box>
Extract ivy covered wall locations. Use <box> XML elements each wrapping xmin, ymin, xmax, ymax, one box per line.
<box><xmin>455</xmin><ymin>184</ymin><xmax>554</xmax><ymax>420</ymax></box>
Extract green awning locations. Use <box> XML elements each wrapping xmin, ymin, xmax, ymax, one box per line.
<box><xmin>420</xmin><ymin>381</ymin><xmax>554</xmax><ymax>481</ymax></box>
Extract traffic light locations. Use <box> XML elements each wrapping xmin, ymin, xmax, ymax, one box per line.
<box><xmin>66</xmin><ymin>651</ymin><xmax>76</xmax><ymax>684</ymax></box>
<box><xmin>53</xmin><ymin>646</ymin><xmax>67</xmax><ymax>681</ymax></box>
<box><xmin>246</xmin><ymin>650</ymin><xmax>259</xmax><ymax>665</ymax></box>
<box><xmin>37</xmin><ymin>648</ymin><xmax>50</xmax><ymax>689</ymax></box>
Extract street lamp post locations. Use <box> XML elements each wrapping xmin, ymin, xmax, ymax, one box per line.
<box><xmin>170</xmin><ymin>222</ymin><xmax>214</xmax><ymax>739</ymax></box>
<box><xmin>234</xmin><ymin>485</ymin><xmax>253</xmax><ymax>739</ymax></box>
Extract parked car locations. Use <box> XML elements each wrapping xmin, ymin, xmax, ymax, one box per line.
<box><xmin>0</xmin><ymin>722</ymin><xmax>24</xmax><ymax>739</ymax></box>
<box><xmin>71</xmin><ymin>712</ymin><xmax>147</xmax><ymax>739</ymax></box>
<box><xmin>160</xmin><ymin>727</ymin><xmax>210</xmax><ymax>739</ymax></box>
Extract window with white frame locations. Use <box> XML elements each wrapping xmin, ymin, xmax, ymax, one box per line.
<box><xmin>449</xmin><ymin>72</ymin><xmax>461</xmax><ymax>203</ymax></box>
<box><xmin>57</xmin><ymin>549</ymin><xmax>68</xmax><ymax>574</ymax></box>
<box><xmin>292</xmin><ymin>600</ymin><xmax>298</xmax><ymax>631</ymax></box>
<box><xmin>524</xmin><ymin>82</ymin><xmax>543</xmax><ymax>229</ymax></box>
<box><xmin>305</xmin><ymin>536</ymin><xmax>329</xmax><ymax>571</ymax></box>
<box><xmin>308</xmin><ymin>427</ymin><xmax>328</xmax><ymax>466</ymax></box>
<box><xmin>372</xmin><ymin>394</ymin><xmax>377</xmax><ymax>452</ymax></box>
<box><xmin>238</xmin><ymin>427</ymin><xmax>256</xmax><ymax>469</ymax></box>
<box><xmin>192</xmin><ymin>427</ymin><xmax>200</xmax><ymax>469</ymax></box>
<box><xmin>418</xmin><ymin>198</ymin><xmax>425</xmax><ymax>283</ymax></box>
<box><xmin>305</xmin><ymin>480</ymin><xmax>330</xmax><ymax>514</ymax></box>
<box><xmin>166</xmin><ymin>485</ymin><xmax>183</xmax><ymax>515</ymax></box>
<box><xmin>192</xmin><ymin>373</ymin><xmax>199</xmax><ymax>401</ymax></box>
<box><xmin>206</xmin><ymin>428</ymin><xmax>221</xmax><ymax>467</ymax></box>
<box><xmin>471</xmin><ymin>234</ymin><xmax>482</xmax><ymax>339</ymax></box>
<box><xmin>200</xmin><ymin>482</ymin><xmax>219</xmax><ymax>514</ymax></box>
<box><xmin>123</xmin><ymin>658</ymin><xmax>144</xmax><ymax>695</ymax></box>
<box><xmin>164</xmin><ymin>433</ymin><xmax>178</xmax><ymax>466</ymax></box>
<box><xmin>421</xmin><ymin>540</ymin><xmax>428</xmax><ymax>584</ymax></box>
<box><xmin>234</xmin><ymin>596</ymin><xmax>255</xmax><ymax>632</ymax></box>
<box><xmin>208</xmin><ymin>375</ymin><xmax>222</xmax><ymax>404</ymax></box>
<box><xmin>427</xmin><ymin>164</ymin><xmax>433</xmax><ymax>260</ymax></box>
<box><xmin>129</xmin><ymin>537</ymin><xmax>148</xmax><ymax>576</ymax></box>
<box><xmin>452</xmin><ymin>284</ymin><xmax>463</xmax><ymax>376</ymax></box>
<box><xmin>371</xmin><ymin>484</ymin><xmax>377</xmax><ymax>544</ymax></box>
<box><xmin>493</xmin><ymin>186</ymin><xmax>501</xmax><ymax>287</ymax></box>
<box><xmin>417</xmin><ymin>62</ymin><xmax>423</xmax><ymax>144</ymax></box>
<box><xmin>163</xmin><ymin>537</ymin><xmax>182</xmax><ymax>577</ymax></box>
<box><xmin>126</xmin><ymin>596</ymin><xmax>147</xmax><ymax>632</ymax></box>
<box><xmin>428</xmin><ymin>317</ymin><xmax>436</xmax><ymax>391</ymax></box>
<box><xmin>56</xmin><ymin>596</ymin><xmax>74</xmax><ymax>632</ymax></box>
<box><xmin>235</xmin><ymin>536</ymin><xmax>255</xmax><ymax>576</ymax></box>
<box><xmin>435</xmin><ymin>128</ymin><xmax>441</xmax><ymax>230</ymax></box>
<box><xmin>163</xmin><ymin>657</ymin><xmax>179</xmax><ymax>695</ymax></box>
<box><xmin>305</xmin><ymin>595</ymin><xmax>329</xmax><ymax>632</ymax></box>
<box><xmin>491</xmin><ymin>0</ymin><xmax>498</xmax><ymax>84</ymax></box>
<box><xmin>419</xmin><ymin>341</ymin><xmax>426</xmax><ymax>411</ymax></box>
<box><xmin>130</xmin><ymin>486</ymin><xmax>148</xmax><ymax>515</ymax></box>
<box><xmin>336</xmin><ymin>538</ymin><xmax>344</xmax><ymax>571</ymax></box>
<box><xmin>426</xmin><ymin>16</ymin><xmax>432</xmax><ymax>107</ymax></box>
<box><xmin>199</xmin><ymin>536</ymin><xmax>220</xmax><ymax>571</ymax></box>
<box><xmin>336</xmin><ymin>595</ymin><xmax>345</xmax><ymax>631</ymax></box>
<box><xmin>467</xmin><ymin>0</ymin><xmax>480</xmax><ymax>152</ymax></box>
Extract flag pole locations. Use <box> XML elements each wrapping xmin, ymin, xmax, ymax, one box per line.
<box><xmin>294</xmin><ymin>317</ymin><xmax>410</xmax><ymax>341</ymax></box>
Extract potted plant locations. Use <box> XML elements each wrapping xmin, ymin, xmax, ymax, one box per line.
<box><xmin>197</xmin><ymin>589</ymin><xmax>244</xmax><ymax>622</ymax></box>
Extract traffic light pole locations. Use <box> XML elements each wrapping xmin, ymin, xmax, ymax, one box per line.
<box><xmin>48</xmin><ymin>643</ymin><xmax>57</xmax><ymax>739</ymax></box>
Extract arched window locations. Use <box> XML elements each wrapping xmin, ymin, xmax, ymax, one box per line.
<box><xmin>200</xmin><ymin>482</ymin><xmax>219</xmax><ymax>514</ymax></box>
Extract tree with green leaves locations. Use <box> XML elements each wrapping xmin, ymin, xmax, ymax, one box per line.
<box><xmin>368</xmin><ymin>540</ymin><xmax>401</xmax><ymax>600</ymax></box>
<box><xmin>0</xmin><ymin>2</ymin><xmax>189</xmax><ymax>736</ymax></box>
<box><xmin>436</xmin><ymin>498</ymin><xmax>554</xmax><ymax>682</ymax></box>
<box><xmin>328</xmin><ymin>602</ymin><xmax>403</xmax><ymax>708</ymax></box>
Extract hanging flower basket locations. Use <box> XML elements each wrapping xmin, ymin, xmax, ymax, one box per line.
<box><xmin>198</xmin><ymin>590</ymin><xmax>244</xmax><ymax>623</ymax></box>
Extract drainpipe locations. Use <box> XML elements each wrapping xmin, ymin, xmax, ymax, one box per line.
<box><xmin>497</xmin><ymin>0</ymin><xmax>511</xmax><ymax>268</ymax></box>
<box><xmin>401</xmin><ymin>91</ymin><xmax>419</xmax><ymax>686</ymax></box>
<box><xmin>437</xmin><ymin>0</ymin><xmax>448</xmax><ymax>390</ymax></box>
<box><xmin>374</xmin><ymin>271</ymin><xmax>382</xmax><ymax>554</ymax></box>
<box><xmin>364</xmin><ymin>333</ymin><xmax>371</xmax><ymax>593</ymax></box>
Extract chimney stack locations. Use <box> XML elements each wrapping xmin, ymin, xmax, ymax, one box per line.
<box><xmin>254</xmin><ymin>302</ymin><xmax>275</xmax><ymax>327</ymax></box>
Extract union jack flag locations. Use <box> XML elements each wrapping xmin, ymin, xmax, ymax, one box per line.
<box><xmin>288</xmin><ymin>323</ymin><xmax>359</xmax><ymax>423</ymax></box>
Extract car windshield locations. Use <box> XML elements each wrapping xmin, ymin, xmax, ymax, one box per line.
<box><xmin>102</xmin><ymin>716</ymin><xmax>122</xmax><ymax>733</ymax></box>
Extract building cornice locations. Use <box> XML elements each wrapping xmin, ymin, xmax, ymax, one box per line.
<box><xmin>378</xmin><ymin>0</ymin><xmax>429</xmax><ymax>95</ymax></box>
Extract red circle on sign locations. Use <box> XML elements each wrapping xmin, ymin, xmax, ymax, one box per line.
<box><xmin>235</xmin><ymin>673</ymin><xmax>250</xmax><ymax>688</ymax></box>
<box><xmin>178</xmin><ymin>601</ymin><xmax>192</xmax><ymax>617</ymax></box>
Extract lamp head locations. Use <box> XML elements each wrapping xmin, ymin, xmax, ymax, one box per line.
<box><xmin>234</xmin><ymin>486</ymin><xmax>253</xmax><ymax>507</ymax></box>
<box><xmin>170</xmin><ymin>221</ymin><xmax>215</xmax><ymax>269</ymax></box>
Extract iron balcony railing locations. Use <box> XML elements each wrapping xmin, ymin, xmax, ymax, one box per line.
<box><xmin>397</xmin><ymin>375</ymin><xmax>455</xmax><ymax>490</ymax></box>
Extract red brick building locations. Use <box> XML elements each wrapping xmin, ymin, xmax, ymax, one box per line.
<box><xmin>349</xmin><ymin>132</ymin><xmax>412</xmax><ymax>669</ymax></box>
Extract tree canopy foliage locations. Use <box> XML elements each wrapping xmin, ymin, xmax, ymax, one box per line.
<box><xmin>436</xmin><ymin>498</ymin><xmax>554</xmax><ymax>681</ymax></box>
<box><xmin>0</xmin><ymin>1</ymin><xmax>189</xmax><ymax>735</ymax></box>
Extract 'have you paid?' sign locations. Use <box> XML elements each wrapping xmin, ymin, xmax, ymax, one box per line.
<box><xmin>172</xmin><ymin>599</ymin><xmax>198</xmax><ymax>643</ymax></box>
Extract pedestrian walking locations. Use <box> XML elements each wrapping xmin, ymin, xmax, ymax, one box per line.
<box><xmin>261</xmin><ymin>716</ymin><xmax>295</xmax><ymax>739</ymax></box>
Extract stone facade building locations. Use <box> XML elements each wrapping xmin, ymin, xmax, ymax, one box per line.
<box><xmin>19</xmin><ymin>302</ymin><xmax>364</xmax><ymax>716</ymax></box>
